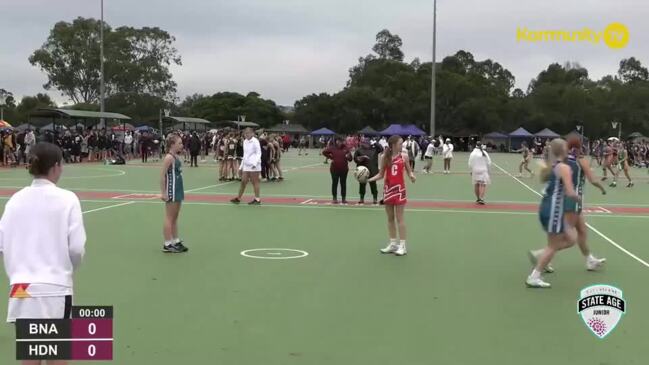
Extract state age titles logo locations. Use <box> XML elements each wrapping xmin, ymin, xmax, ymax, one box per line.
<box><xmin>578</xmin><ymin>285</ymin><xmax>626</xmax><ymax>339</ymax></box>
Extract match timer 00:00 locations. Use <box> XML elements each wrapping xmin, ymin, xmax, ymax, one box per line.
<box><xmin>16</xmin><ymin>306</ymin><xmax>113</xmax><ymax>361</ymax></box>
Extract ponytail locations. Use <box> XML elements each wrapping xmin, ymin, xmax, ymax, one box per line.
<box><xmin>382</xmin><ymin>135</ymin><xmax>402</xmax><ymax>170</ymax></box>
<box><xmin>540</xmin><ymin>138</ymin><xmax>567</xmax><ymax>182</ymax></box>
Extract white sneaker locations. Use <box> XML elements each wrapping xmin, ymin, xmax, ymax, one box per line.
<box><xmin>526</xmin><ymin>276</ymin><xmax>551</xmax><ymax>288</ymax></box>
<box><xmin>395</xmin><ymin>244</ymin><xmax>407</xmax><ymax>256</ymax></box>
<box><xmin>527</xmin><ymin>250</ymin><xmax>555</xmax><ymax>273</ymax></box>
<box><xmin>587</xmin><ymin>257</ymin><xmax>607</xmax><ymax>271</ymax></box>
<box><xmin>380</xmin><ymin>243</ymin><xmax>399</xmax><ymax>254</ymax></box>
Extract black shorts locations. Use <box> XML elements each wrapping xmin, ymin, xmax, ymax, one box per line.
<box><xmin>424</xmin><ymin>156</ymin><xmax>433</xmax><ymax>160</ymax></box>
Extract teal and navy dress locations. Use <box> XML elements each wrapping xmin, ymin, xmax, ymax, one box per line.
<box><xmin>564</xmin><ymin>153</ymin><xmax>584</xmax><ymax>214</ymax></box>
<box><xmin>166</xmin><ymin>154</ymin><xmax>184</xmax><ymax>202</ymax></box>
<box><xmin>539</xmin><ymin>162</ymin><xmax>566</xmax><ymax>234</ymax></box>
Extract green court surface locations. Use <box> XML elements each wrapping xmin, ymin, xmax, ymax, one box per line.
<box><xmin>0</xmin><ymin>151</ymin><xmax>646</xmax><ymax>364</ymax></box>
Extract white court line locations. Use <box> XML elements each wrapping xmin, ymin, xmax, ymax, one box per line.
<box><xmin>493</xmin><ymin>162</ymin><xmax>649</xmax><ymax>268</ymax></box>
<box><xmin>82</xmin><ymin>201</ymin><xmax>135</xmax><ymax>214</ymax></box>
<box><xmin>599</xmin><ymin>206</ymin><xmax>613</xmax><ymax>214</ymax></box>
<box><xmin>300</xmin><ymin>199</ymin><xmax>314</xmax><ymax>204</ymax></box>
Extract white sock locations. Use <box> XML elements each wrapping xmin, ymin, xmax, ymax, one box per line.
<box><xmin>164</xmin><ymin>240</ymin><xmax>174</xmax><ymax>247</ymax></box>
<box><xmin>532</xmin><ymin>249</ymin><xmax>544</xmax><ymax>257</ymax></box>
<box><xmin>173</xmin><ymin>238</ymin><xmax>181</xmax><ymax>244</ymax></box>
<box><xmin>587</xmin><ymin>254</ymin><xmax>596</xmax><ymax>262</ymax></box>
<box><xmin>399</xmin><ymin>240</ymin><xmax>406</xmax><ymax>247</ymax></box>
<box><xmin>389</xmin><ymin>238</ymin><xmax>398</xmax><ymax>245</ymax></box>
<box><xmin>530</xmin><ymin>269</ymin><xmax>542</xmax><ymax>279</ymax></box>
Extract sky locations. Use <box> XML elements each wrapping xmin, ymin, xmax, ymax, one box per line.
<box><xmin>1</xmin><ymin>0</ymin><xmax>647</xmax><ymax>106</ymax></box>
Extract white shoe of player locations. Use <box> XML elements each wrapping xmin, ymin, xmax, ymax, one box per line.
<box><xmin>526</xmin><ymin>276</ymin><xmax>551</xmax><ymax>288</ymax></box>
<box><xmin>380</xmin><ymin>243</ymin><xmax>399</xmax><ymax>254</ymax></box>
<box><xmin>587</xmin><ymin>257</ymin><xmax>607</xmax><ymax>271</ymax></box>
<box><xmin>395</xmin><ymin>244</ymin><xmax>407</xmax><ymax>256</ymax></box>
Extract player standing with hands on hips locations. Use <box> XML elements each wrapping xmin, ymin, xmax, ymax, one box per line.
<box><xmin>231</xmin><ymin>128</ymin><xmax>262</xmax><ymax>205</ymax></box>
<box><xmin>1</xmin><ymin>142</ymin><xmax>86</xmax><ymax>365</ymax></box>
<box><xmin>368</xmin><ymin>135</ymin><xmax>416</xmax><ymax>256</ymax></box>
<box><xmin>160</xmin><ymin>134</ymin><xmax>188</xmax><ymax>253</ymax></box>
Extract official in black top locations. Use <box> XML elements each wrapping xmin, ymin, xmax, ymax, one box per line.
<box><xmin>354</xmin><ymin>139</ymin><xmax>382</xmax><ymax>205</ymax></box>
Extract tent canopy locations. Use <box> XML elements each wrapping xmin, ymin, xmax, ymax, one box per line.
<box><xmin>311</xmin><ymin>127</ymin><xmax>337</xmax><ymax>136</ymax></box>
<box><xmin>358</xmin><ymin>126</ymin><xmax>379</xmax><ymax>136</ymax></box>
<box><xmin>483</xmin><ymin>132</ymin><xmax>508</xmax><ymax>139</ymax></box>
<box><xmin>216</xmin><ymin>120</ymin><xmax>260</xmax><ymax>129</ymax></box>
<box><xmin>40</xmin><ymin>123</ymin><xmax>68</xmax><ymax>132</ymax></box>
<box><xmin>534</xmin><ymin>128</ymin><xmax>560</xmax><ymax>138</ymax></box>
<box><xmin>509</xmin><ymin>127</ymin><xmax>534</xmax><ymax>137</ymax></box>
<box><xmin>380</xmin><ymin>124</ymin><xmax>426</xmax><ymax>136</ymax></box>
<box><xmin>134</xmin><ymin>125</ymin><xmax>154</xmax><ymax>132</ymax></box>
<box><xmin>267</xmin><ymin>123</ymin><xmax>309</xmax><ymax>134</ymax></box>
<box><xmin>30</xmin><ymin>108</ymin><xmax>131</xmax><ymax>121</ymax></box>
<box><xmin>628</xmin><ymin>132</ymin><xmax>645</xmax><ymax>138</ymax></box>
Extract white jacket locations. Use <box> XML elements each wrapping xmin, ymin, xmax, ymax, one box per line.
<box><xmin>0</xmin><ymin>179</ymin><xmax>86</xmax><ymax>288</ymax></box>
<box><xmin>468</xmin><ymin>148</ymin><xmax>492</xmax><ymax>173</ymax></box>
<box><xmin>442</xmin><ymin>143</ymin><xmax>454</xmax><ymax>159</ymax></box>
<box><xmin>241</xmin><ymin>137</ymin><xmax>261</xmax><ymax>170</ymax></box>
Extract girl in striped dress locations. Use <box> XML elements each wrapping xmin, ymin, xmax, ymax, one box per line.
<box><xmin>525</xmin><ymin>139</ymin><xmax>579</xmax><ymax>288</ymax></box>
<box><xmin>160</xmin><ymin>133</ymin><xmax>188</xmax><ymax>253</ymax></box>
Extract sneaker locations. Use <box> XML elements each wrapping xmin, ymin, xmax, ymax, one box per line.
<box><xmin>373</xmin><ymin>199</ymin><xmax>378</xmax><ymax>205</ymax></box>
<box><xmin>357</xmin><ymin>201</ymin><xmax>365</xmax><ymax>205</ymax></box>
<box><xmin>526</xmin><ymin>276</ymin><xmax>551</xmax><ymax>288</ymax></box>
<box><xmin>395</xmin><ymin>244</ymin><xmax>407</xmax><ymax>256</ymax></box>
<box><xmin>248</xmin><ymin>199</ymin><xmax>261</xmax><ymax>205</ymax></box>
<box><xmin>162</xmin><ymin>244</ymin><xmax>184</xmax><ymax>253</ymax></box>
<box><xmin>380</xmin><ymin>243</ymin><xmax>399</xmax><ymax>254</ymax></box>
<box><xmin>174</xmin><ymin>241</ymin><xmax>189</xmax><ymax>252</ymax></box>
<box><xmin>341</xmin><ymin>200</ymin><xmax>348</xmax><ymax>205</ymax></box>
<box><xmin>332</xmin><ymin>200</ymin><xmax>339</xmax><ymax>205</ymax></box>
<box><xmin>477</xmin><ymin>199</ymin><xmax>486</xmax><ymax>205</ymax></box>
<box><xmin>230</xmin><ymin>197</ymin><xmax>241</xmax><ymax>204</ymax></box>
<box><xmin>627</xmin><ymin>182</ymin><xmax>634</xmax><ymax>188</ymax></box>
<box><xmin>587</xmin><ymin>257</ymin><xmax>607</xmax><ymax>271</ymax></box>
<box><xmin>528</xmin><ymin>250</ymin><xmax>555</xmax><ymax>273</ymax></box>
<box><xmin>609</xmin><ymin>181</ymin><xmax>617</xmax><ymax>188</ymax></box>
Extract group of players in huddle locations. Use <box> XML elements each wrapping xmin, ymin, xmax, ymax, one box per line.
<box><xmin>210</xmin><ymin>131</ymin><xmax>284</xmax><ymax>182</ymax></box>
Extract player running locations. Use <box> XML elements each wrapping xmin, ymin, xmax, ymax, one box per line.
<box><xmin>528</xmin><ymin>137</ymin><xmax>607</xmax><ymax>276</ymax></box>
<box><xmin>525</xmin><ymin>138</ymin><xmax>579</xmax><ymax>288</ymax></box>
<box><xmin>160</xmin><ymin>134</ymin><xmax>188</xmax><ymax>253</ymax></box>
<box><xmin>611</xmin><ymin>141</ymin><xmax>633</xmax><ymax>188</ymax></box>
<box><xmin>601</xmin><ymin>139</ymin><xmax>616</xmax><ymax>182</ymax></box>
<box><xmin>368</xmin><ymin>135</ymin><xmax>416</xmax><ymax>256</ymax></box>
<box><xmin>516</xmin><ymin>142</ymin><xmax>533</xmax><ymax>177</ymax></box>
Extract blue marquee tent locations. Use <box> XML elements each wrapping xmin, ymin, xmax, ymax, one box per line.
<box><xmin>380</xmin><ymin>124</ymin><xmax>426</xmax><ymax>136</ymax></box>
<box><xmin>310</xmin><ymin>127</ymin><xmax>337</xmax><ymax>136</ymax></box>
<box><xmin>509</xmin><ymin>127</ymin><xmax>534</xmax><ymax>150</ymax></box>
<box><xmin>534</xmin><ymin>128</ymin><xmax>560</xmax><ymax>139</ymax></box>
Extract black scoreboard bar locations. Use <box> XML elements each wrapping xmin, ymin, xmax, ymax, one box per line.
<box><xmin>16</xmin><ymin>306</ymin><xmax>114</xmax><ymax>361</ymax></box>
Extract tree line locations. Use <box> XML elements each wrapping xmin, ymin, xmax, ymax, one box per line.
<box><xmin>1</xmin><ymin>19</ymin><xmax>648</xmax><ymax>138</ymax></box>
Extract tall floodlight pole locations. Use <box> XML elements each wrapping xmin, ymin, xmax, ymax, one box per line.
<box><xmin>429</xmin><ymin>0</ymin><xmax>437</xmax><ymax>137</ymax></box>
<box><xmin>100</xmin><ymin>0</ymin><xmax>105</xmax><ymax>125</ymax></box>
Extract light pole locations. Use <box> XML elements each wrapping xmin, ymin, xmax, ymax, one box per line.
<box><xmin>429</xmin><ymin>0</ymin><xmax>437</xmax><ymax>137</ymax></box>
<box><xmin>100</xmin><ymin>0</ymin><xmax>105</xmax><ymax>123</ymax></box>
<box><xmin>0</xmin><ymin>95</ymin><xmax>6</xmax><ymax>121</ymax></box>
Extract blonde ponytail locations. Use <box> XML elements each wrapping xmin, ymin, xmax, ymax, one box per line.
<box><xmin>540</xmin><ymin>138</ymin><xmax>567</xmax><ymax>182</ymax></box>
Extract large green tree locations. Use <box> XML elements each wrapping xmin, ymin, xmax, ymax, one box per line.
<box><xmin>181</xmin><ymin>92</ymin><xmax>283</xmax><ymax>127</ymax></box>
<box><xmin>29</xmin><ymin>17</ymin><xmax>181</xmax><ymax>104</ymax></box>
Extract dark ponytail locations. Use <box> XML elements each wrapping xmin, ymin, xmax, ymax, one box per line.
<box><xmin>28</xmin><ymin>142</ymin><xmax>63</xmax><ymax>177</ymax></box>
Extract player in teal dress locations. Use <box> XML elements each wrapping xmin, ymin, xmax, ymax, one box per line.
<box><xmin>525</xmin><ymin>138</ymin><xmax>579</xmax><ymax>288</ymax></box>
<box><xmin>160</xmin><ymin>133</ymin><xmax>188</xmax><ymax>253</ymax></box>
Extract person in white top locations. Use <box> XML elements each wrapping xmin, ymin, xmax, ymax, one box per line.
<box><xmin>440</xmin><ymin>137</ymin><xmax>454</xmax><ymax>174</ymax></box>
<box><xmin>423</xmin><ymin>137</ymin><xmax>436</xmax><ymax>174</ymax></box>
<box><xmin>231</xmin><ymin>128</ymin><xmax>262</xmax><ymax>205</ymax></box>
<box><xmin>124</xmin><ymin>131</ymin><xmax>134</xmax><ymax>159</ymax></box>
<box><xmin>468</xmin><ymin>142</ymin><xmax>492</xmax><ymax>205</ymax></box>
<box><xmin>0</xmin><ymin>143</ymin><xmax>86</xmax><ymax>354</ymax></box>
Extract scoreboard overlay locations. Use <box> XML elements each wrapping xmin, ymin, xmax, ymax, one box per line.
<box><xmin>16</xmin><ymin>306</ymin><xmax>113</xmax><ymax>361</ymax></box>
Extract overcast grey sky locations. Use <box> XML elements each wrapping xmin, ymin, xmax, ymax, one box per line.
<box><xmin>1</xmin><ymin>0</ymin><xmax>647</xmax><ymax>106</ymax></box>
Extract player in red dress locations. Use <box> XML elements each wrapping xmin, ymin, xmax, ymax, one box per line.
<box><xmin>368</xmin><ymin>135</ymin><xmax>416</xmax><ymax>256</ymax></box>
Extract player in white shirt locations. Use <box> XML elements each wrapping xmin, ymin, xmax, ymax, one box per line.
<box><xmin>1</xmin><ymin>142</ymin><xmax>86</xmax><ymax>365</ymax></box>
<box><xmin>440</xmin><ymin>137</ymin><xmax>454</xmax><ymax>174</ymax></box>
<box><xmin>230</xmin><ymin>128</ymin><xmax>262</xmax><ymax>205</ymax></box>
<box><xmin>468</xmin><ymin>142</ymin><xmax>492</xmax><ymax>204</ymax></box>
